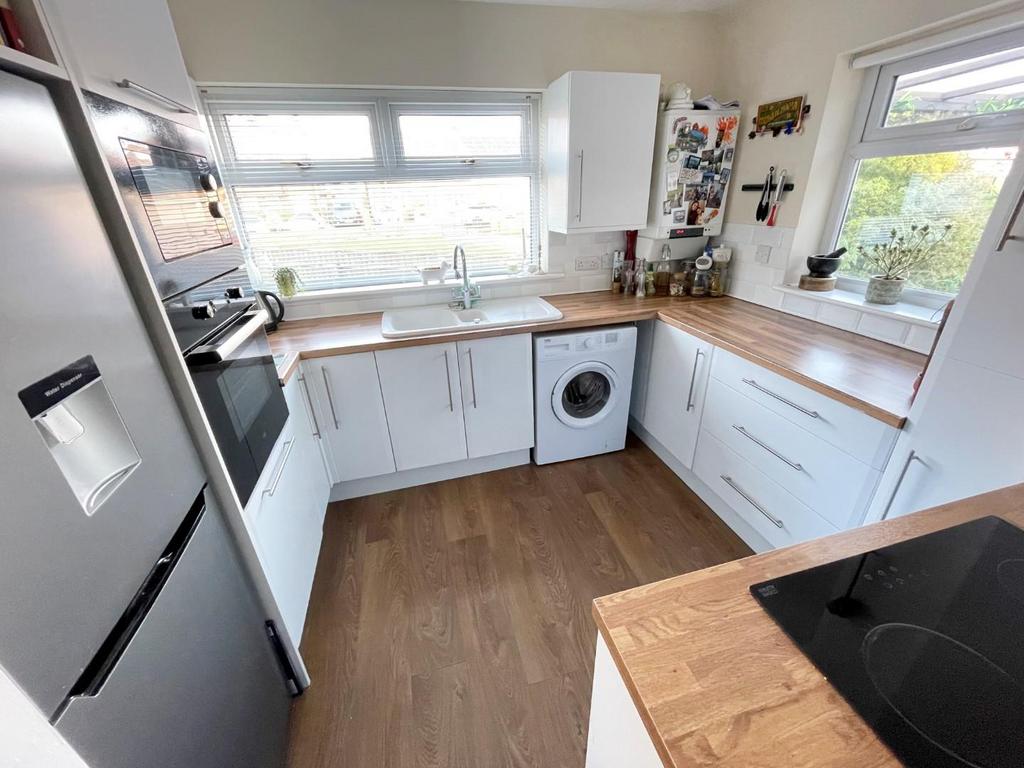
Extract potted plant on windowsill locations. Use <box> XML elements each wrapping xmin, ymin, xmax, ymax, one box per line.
<box><xmin>858</xmin><ymin>223</ymin><xmax>952</xmax><ymax>305</ymax></box>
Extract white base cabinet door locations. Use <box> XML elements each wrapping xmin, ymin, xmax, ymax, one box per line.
<box><xmin>285</xmin><ymin>373</ymin><xmax>331</xmax><ymax>526</ymax></box>
<box><xmin>643</xmin><ymin>321</ymin><xmax>713</xmax><ymax>469</ymax></box>
<box><xmin>376</xmin><ymin>342</ymin><xmax>469</xmax><ymax>471</ymax></box>
<box><xmin>585</xmin><ymin>633</ymin><xmax>663</xmax><ymax>768</ymax></box>
<box><xmin>457</xmin><ymin>334</ymin><xmax>534</xmax><ymax>459</ymax></box>
<box><xmin>305</xmin><ymin>353</ymin><xmax>396</xmax><ymax>483</ymax></box>
<box><xmin>246</xmin><ymin>418</ymin><xmax>321</xmax><ymax>642</ymax></box>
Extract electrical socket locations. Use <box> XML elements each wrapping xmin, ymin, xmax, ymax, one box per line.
<box><xmin>574</xmin><ymin>254</ymin><xmax>601</xmax><ymax>271</ymax></box>
<box><xmin>755</xmin><ymin>244</ymin><xmax>772</xmax><ymax>265</ymax></box>
<box><xmin>600</xmin><ymin>252</ymin><xmax>613</xmax><ymax>269</ymax></box>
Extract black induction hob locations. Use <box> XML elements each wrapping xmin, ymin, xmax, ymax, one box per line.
<box><xmin>750</xmin><ymin>516</ymin><xmax>1024</xmax><ymax>768</ymax></box>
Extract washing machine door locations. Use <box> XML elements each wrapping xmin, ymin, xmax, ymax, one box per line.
<box><xmin>551</xmin><ymin>361</ymin><xmax>620</xmax><ymax>429</ymax></box>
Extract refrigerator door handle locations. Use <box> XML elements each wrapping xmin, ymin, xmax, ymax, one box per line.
<box><xmin>52</xmin><ymin>490</ymin><xmax>207</xmax><ymax>722</ymax></box>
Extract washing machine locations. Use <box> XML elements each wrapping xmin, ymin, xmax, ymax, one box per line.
<box><xmin>533</xmin><ymin>325</ymin><xmax>637</xmax><ymax>465</ymax></box>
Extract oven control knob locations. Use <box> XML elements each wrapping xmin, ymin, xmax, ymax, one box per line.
<box><xmin>209</xmin><ymin>201</ymin><xmax>225</xmax><ymax>219</ymax></box>
<box><xmin>224</xmin><ymin>287</ymin><xmax>244</xmax><ymax>299</ymax></box>
<box><xmin>200</xmin><ymin>172</ymin><xmax>219</xmax><ymax>193</ymax></box>
<box><xmin>191</xmin><ymin>301</ymin><xmax>217</xmax><ymax>320</ymax></box>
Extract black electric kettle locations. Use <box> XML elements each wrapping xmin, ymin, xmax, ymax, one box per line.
<box><xmin>257</xmin><ymin>290</ymin><xmax>285</xmax><ymax>332</ymax></box>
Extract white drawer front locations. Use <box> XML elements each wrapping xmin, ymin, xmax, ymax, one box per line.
<box><xmin>703</xmin><ymin>379</ymin><xmax>879</xmax><ymax>529</ymax></box>
<box><xmin>710</xmin><ymin>349</ymin><xmax>897</xmax><ymax>469</ymax></box>
<box><xmin>694</xmin><ymin>430</ymin><xmax>837</xmax><ymax>548</ymax></box>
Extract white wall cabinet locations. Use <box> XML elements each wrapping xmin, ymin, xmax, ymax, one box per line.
<box><xmin>376</xmin><ymin>342</ymin><xmax>468</xmax><ymax>471</ymax></box>
<box><xmin>545</xmin><ymin>71</ymin><xmax>660</xmax><ymax>233</ymax></box>
<box><xmin>40</xmin><ymin>0</ymin><xmax>200</xmax><ymax>127</ymax></box>
<box><xmin>304</xmin><ymin>353</ymin><xmax>396</xmax><ymax>483</ymax></box>
<box><xmin>642</xmin><ymin>321</ymin><xmax>712</xmax><ymax>469</ymax></box>
<box><xmin>245</xmin><ymin>375</ymin><xmax>331</xmax><ymax>642</ymax></box>
<box><xmin>457</xmin><ymin>334</ymin><xmax>534</xmax><ymax>459</ymax></box>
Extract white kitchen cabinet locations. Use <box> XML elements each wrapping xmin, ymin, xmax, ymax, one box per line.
<box><xmin>376</xmin><ymin>342</ymin><xmax>468</xmax><ymax>471</ymax></box>
<box><xmin>585</xmin><ymin>633</ymin><xmax>662</xmax><ymax>768</ymax></box>
<box><xmin>868</xmin><ymin>355</ymin><xmax>1024</xmax><ymax>522</ymax></box>
<box><xmin>457</xmin><ymin>334</ymin><xmax>534</xmax><ymax>459</ymax></box>
<box><xmin>629</xmin><ymin>319</ymin><xmax>654</xmax><ymax>423</ymax></box>
<box><xmin>40</xmin><ymin>0</ymin><xmax>200</xmax><ymax>127</ymax></box>
<box><xmin>642</xmin><ymin>321</ymin><xmax>713</xmax><ymax>469</ymax></box>
<box><xmin>545</xmin><ymin>71</ymin><xmax>660</xmax><ymax>233</ymax></box>
<box><xmin>245</xmin><ymin>375</ymin><xmax>330</xmax><ymax>642</ymax></box>
<box><xmin>304</xmin><ymin>353</ymin><xmax>396</xmax><ymax>483</ymax></box>
<box><xmin>284</xmin><ymin>373</ymin><xmax>331</xmax><ymax>526</ymax></box>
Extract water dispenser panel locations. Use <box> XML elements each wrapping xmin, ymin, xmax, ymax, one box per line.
<box><xmin>18</xmin><ymin>356</ymin><xmax>141</xmax><ymax>516</ymax></box>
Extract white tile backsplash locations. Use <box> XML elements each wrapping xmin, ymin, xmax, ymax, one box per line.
<box><xmin>711</xmin><ymin>223</ymin><xmax>935</xmax><ymax>353</ymax></box>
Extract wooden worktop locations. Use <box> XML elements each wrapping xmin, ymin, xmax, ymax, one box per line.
<box><xmin>269</xmin><ymin>292</ymin><xmax>926</xmax><ymax>427</ymax></box>
<box><xmin>592</xmin><ymin>483</ymin><xmax>1024</xmax><ymax>768</ymax></box>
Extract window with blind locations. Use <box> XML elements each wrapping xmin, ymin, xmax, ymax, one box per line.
<box><xmin>202</xmin><ymin>87</ymin><xmax>541</xmax><ymax>293</ymax></box>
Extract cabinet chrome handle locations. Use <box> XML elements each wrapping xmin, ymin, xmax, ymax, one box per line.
<box><xmin>881</xmin><ymin>450</ymin><xmax>924</xmax><ymax>520</ymax></box>
<box><xmin>732</xmin><ymin>424</ymin><xmax>804</xmax><ymax>471</ymax></box>
<box><xmin>263</xmin><ymin>439</ymin><xmax>294</xmax><ymax>497</ymax></box>
<box><xmin>576</xmin><ymin>150</ymin><xmax>585</xmax><ymax>222</ymax></box>
<box><xmin>298</xmin><ymin>374</ymin><xmax>320</xmax><ymax>438</ymax></box>
<box><xmin>741</xmin><ymin>378</ymin><xmax>820</xmax><ymax>419</ymax></box>
<box><xmin>997</xmin><ymin>188</ymin><xmax>1024</xmax><ymax>251</ymax></box>
<box><xmin>686</xmin><ymin>348</ymin><xmax>705</xmax><ymax>412</ymax></box>
<box><xmin>443</xmin><ymin>349</ymin><xmax>454</xmax><ymax>412</ymax></box>
<box><xmin>468</xmin><ymin>348</ymin><xmax>478</xmax><ymax>408</ymax></box>
<box><xmin>116</xmin><ymin>79</ymin><xmax>197</xmax><ymax>114</ymax></box>
<box><xmin>321</xmin><ymin>367</ymin><xmax>340</xmax><ymax>429</ymax></box>
<box><xmin>721</xmin><ymin>475</ymin><xmax>783</xmax><ymax>528</ymax></box>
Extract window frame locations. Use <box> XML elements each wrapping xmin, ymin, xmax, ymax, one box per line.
<box><xmin>822</xmin><ymin>29</ymin><xmax>1024</xmax><ymax>304</ymax></box>
<box><xmin>202</xmin><ymin>86</ymin><xmax>542</xmax><ymax>291</ymax></box>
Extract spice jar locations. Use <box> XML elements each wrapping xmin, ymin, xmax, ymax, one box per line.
<box><xmin>669</xmin><ymin>272</ymin><xmax>686</xmax><ymax>296</ymax></box>
<box><xmin>691</xmin><ymin>254</ymin><xmax>712</xmax><ymax>297</ymax></box>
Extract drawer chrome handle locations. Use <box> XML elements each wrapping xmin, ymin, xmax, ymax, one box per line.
<box><xmin>732</xmin><ymin>424</ymin><xmax>804</xmax><ymax>472</ymax></box>
<box><xmin>880</xmin><ymin>450</ymin><xmax>925</xmax><ymax>520</ymax></box>
<box><xmin>443</xmin><ymin>349</ymin><xmax>454</xmax><ymax>412</ymax></box>
<box><xmin>686</xmin><ymin>348</ymin><xmax>705</xmax><ymax>412</ymax></box>
<box><xmin>116</xmin><ymin>79</ymin><xmax>197</xmax><ymax>114</ymax></box>
<box><xmin>321</xmin><ymin>367</ymin><xmax>340</xmax><ymax>429</ymax></box>
<box><xmin>298</xmin><ymin>374</ymin><xmax>320</xmax><ymax>438</ymax></box>
<box><xmin>468</xmin><ymin>348</ymin><xmax>478</xmax><ymax>408</ymax></box>
<box><xmin>721</xmin><ymin>475</ymin><xmax>784</xmax><ymax>528</ymax></box>
<box><xmin>264</xmin><ymin>439</ymin><xmax>294</xmax><ymax>497</ymax></box>
<box><xmin>741</xmin><ymin>378</ymin><xmax>820</xmax><ymax>419</ymax></box>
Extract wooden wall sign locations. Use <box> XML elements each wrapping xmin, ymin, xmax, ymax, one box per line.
<box><xmin>749</xmin><ymin>96</ymin><xmax>810</xmax><ymax>139</ymax></box>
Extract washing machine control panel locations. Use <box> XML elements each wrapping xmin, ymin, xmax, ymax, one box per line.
<box><xmin>536</xmin><ymin>328</ymin><xmax>626</xmax><ymax>360</ymax></box>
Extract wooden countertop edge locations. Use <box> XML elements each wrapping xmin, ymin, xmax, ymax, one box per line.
<box><xmin>275</xmin><ymin>351</ymin><xmax>301</xmax><ymax>385</ymax></box>
<box><xmin>653</xmin><ymin>313</ymin><xmax>908</xmax><ymax>428</ymax></box>
<box><xmin>592</xmin><ymin>604</ymin><xmax>678</xmax><ymax>768</ymax></box>
<box><xmin>590</xmin><ymin>483</ymin><xmax>1024</xmax><ymax>768</ymax></box>
<box><xmin>270</xmin><ymin>296</ymin><xmax>917</xmax><ymax>426</ymax></box>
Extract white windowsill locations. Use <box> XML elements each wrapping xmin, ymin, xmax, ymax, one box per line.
<box><xmin>279</xmin><ymin>271</ymin><xmax>568</xmax><ymax>306</ymax></box>
<box><xmin>774</xmin><ymin>284</ymin><xmax>943</xmax><ymax>327</ymax></box>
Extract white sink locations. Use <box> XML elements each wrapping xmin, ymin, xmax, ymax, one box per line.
<box><xmin>381</xmin><ymin>296</ymin><xmax>563</xmax><ymax>338</ymax></box>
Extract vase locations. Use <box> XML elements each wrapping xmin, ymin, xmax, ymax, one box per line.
<box><xmin>865</xmin><ymin>275</ymin><xmax>905</xmax><ymax>305</ymax></box>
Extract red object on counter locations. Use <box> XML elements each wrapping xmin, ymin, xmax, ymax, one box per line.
<box><xmin>624</xmin><ymin>230</ymin><xmax>638</xmax><ymax>262</ymax></box>
<box><xmin>0</xmin><ymin>7</ymin><xmax>27</xmax><ymax>52</ymax></box>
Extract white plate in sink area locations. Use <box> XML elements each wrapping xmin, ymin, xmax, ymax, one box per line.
<box><xmin>381</xmin><ymin>297</ymin><xmax>563</xmax><ymax>338</ymax></box>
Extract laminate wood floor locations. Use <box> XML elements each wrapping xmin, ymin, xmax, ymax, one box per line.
<box><xmin>287</xmin><ymin>435</ymin><xmax>752</xmax><ymax>768</ymax></box>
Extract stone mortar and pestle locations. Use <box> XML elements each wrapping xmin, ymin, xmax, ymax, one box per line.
<box><xmin>806</xmin><ymin>247</ymin><xmax>846</xmax><ymax>277</ymax></box>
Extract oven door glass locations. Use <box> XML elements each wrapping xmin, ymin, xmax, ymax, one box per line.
<box><xmin>120</xmin><ymin>139</ymin><xmax>233</xmax><ymax>262</ymax></box>
<box><xmin>188</xmin><ymin>313</ymin><xmax>288</xmax><ymax>507</ymax></box>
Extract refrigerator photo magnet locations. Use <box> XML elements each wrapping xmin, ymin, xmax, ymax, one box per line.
<box><xmin>667</xmin><ymin>148</ymin><xmax>680</xmax><ymax>163</ymax></box>
<box><xmin>720</xmin><ymin>167</ymin><xmax>731</xmax><ymax>184</ymax></box>
<box><xmin>679</xmin><ymin>168</ymin><xmax>701</xmax><ymax>184</ymax></box>
<box><xmin>685</xmin><ymin>153</ymin><xmax>701</xmax><ymax>170</ymax></box>
<box><xmin>725</xmin><ymin>147</ymin><xmax>735</xmax><ymax>162</ymax></box>
<box><xmin>672</xmin><ymin>207</ymin><xmax>688</xmax><ymax>224</ymax></box>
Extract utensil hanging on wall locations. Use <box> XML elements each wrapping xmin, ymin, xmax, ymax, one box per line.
<box><xmin>766</xmin><ymin>168</ymin><xmax>787</xmax><ymax>227</ymax></box>
<box><xmin>756</xmin><ymin>166</ymin><xmax>774</xmax><ymax>222</ymax></box>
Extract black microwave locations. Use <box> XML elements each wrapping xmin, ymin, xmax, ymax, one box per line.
<box><xmin>86</xmin><ymin>91</ymin><xmax>245</xmax><ymax>301</ymax></box>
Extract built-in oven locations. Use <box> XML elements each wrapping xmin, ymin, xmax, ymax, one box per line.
<box><xmin>86</xmin><ymin>91</ymin><xmax>244</xmax><ymax>301</ymax></box>
<box><xmin>171</xmin><ymin>298</ymin><xmax>289</xmax><ymax>508</ymax></box>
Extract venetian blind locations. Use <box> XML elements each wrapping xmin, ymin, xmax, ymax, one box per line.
<box><xmin>202</xmin><ymin>86</ymin><xmax>542</xmax><ymax>292</ymax></box>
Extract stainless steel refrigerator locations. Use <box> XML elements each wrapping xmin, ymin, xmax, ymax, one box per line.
<box><xmin>0</xmin><ymin>70</ymin><xmax>291</xmax><ymax>767</ymax></box>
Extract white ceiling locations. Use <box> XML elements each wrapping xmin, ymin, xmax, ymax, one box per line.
<box><xmin>457</xmin><ymin>0</ymin><xmax>736</xmax><ymax>13</ymax></box>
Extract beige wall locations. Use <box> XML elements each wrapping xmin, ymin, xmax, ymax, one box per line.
<box><xmin>718</xmin><ymin>0</ymin><xmax>1002</xmax><ymax>234</ymax></box>
<box><xmin>167</xmin><ymin>0</ymin><xmax>722</xmax><ymax>92</ymax></box>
